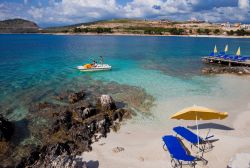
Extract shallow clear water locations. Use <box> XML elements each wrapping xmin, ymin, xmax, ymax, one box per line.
<box><xmin>1</xmin><ymin>34</ymin><xmax>250</xmax><ymax>121</ymax></box>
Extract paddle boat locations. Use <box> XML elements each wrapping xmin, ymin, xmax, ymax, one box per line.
<box><xmin>77</xmin><ymin>64</ymin><xmax>111</xmax><ymax>72</ymax></box>
<box><xmin>77</xmin><ymin>56</ymin><xmax>111</xmax><ymax>72</ymax></box>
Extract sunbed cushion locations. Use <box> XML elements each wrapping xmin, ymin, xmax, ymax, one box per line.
<box><xmin>162</xmin><ymin>135</ymin><xmax>196</xmax><ymax>161</ymax></box>
<box><xmin>173</xmin><ymin>126</ymin><xmax>203</xmax><ymax>144</ymax></box>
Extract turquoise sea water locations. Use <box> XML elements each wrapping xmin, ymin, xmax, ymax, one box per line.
<box><xmin>1</xmin><ymin>34</ymin><xmax>250</xmax><ymax>120</ymax></box>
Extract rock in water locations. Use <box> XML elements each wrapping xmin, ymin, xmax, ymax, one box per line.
<box><xmin>68</xmin><ymin>90</ymin><xmax>85</xmax><ymax>104</ymax></box>
<box><xmin>98</xmin><ymin>95</ymin><xmax>116</xmax><ymax>111</ymax></box>
<box><xmin>202</xmin><ymin>66</ymin><xmax>250</xmax><ymax>75</ymax></box>
<box><xmin>0</xmin><ymin>114</ymin><xmax>14</xmax><ymax>141</ymax></box>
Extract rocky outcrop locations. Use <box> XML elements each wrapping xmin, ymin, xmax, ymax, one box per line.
<box><xmin>0</xmin><ymin>79</ymin><xmax>154</xmax><ymax>167</ymax></box>
<box><xmin>8</xmin><ymin>92</ymin><xmax>131</xmax><ymax>167</ymax></box>
<box><xmin>97</xmin><ymin>94</ymin><xmax>116</xmax><ymax>111</ymax></box>
<box><xmin>68</xmin><ymin>90</ymin><xmax>85</xmax><ymax>104</ymax></box>
<box><xmin>0</xmin><ymin>114</ymin><xmax>14</xmax><ymax>141</ymax></box>
<box><xmin>17</xmin><ymin>141</ymin><xmax>87</xmax><ymax>168</ymax></box>
<box><xmin>202</xmin><ymin>66</ymin><xmax>250</xmax><ymax>75</ymax></box>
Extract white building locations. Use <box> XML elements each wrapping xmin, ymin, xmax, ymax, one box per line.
<box><xmin>240</xmin><ymin>24</ymin><xmax>250</xmax><ymax>30</ymax></box>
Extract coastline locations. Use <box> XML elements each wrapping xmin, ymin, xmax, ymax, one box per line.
<box><xmin>50</xmin><ymin>33</ymin><xmax>250</xmax><ymax>39</ymax></box>
<box><xmin>2</xmin><ymin>32</ymin><xmax>250</xmax><ymax>39</ymax></box>
<box><xmin>1</xmin><ymin>33</ymin><xmax>250</xmax><ymax>167</ymax></box>
<box><xmin>83</xmin><ymin>74</ymin><xmax>250</xmax><ymax>168</ymax></box>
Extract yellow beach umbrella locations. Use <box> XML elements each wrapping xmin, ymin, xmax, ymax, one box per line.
<box><xmin>170</xmin><ymin>106</ymin><xmax>228</xmax><ymax>120</ymax></box>
<box><xmin>224</xmin><ymin>44</ymin><xmax>228</xmax><ymax>53</ymax></box>
<box><xmin>170</xmin><ymin>105</ymin><xmax>228</xmax><ymax>148</ymax></box>
<box><xmin>236</xmin><ymin>47</ymin><xmax>241</xmax><ymax>56</ymax></box>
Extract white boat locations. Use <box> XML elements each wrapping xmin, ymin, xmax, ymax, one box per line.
<box><xmin>77</xmin><ymin>64</ymin><xmax>112</xmax><ymax>72</ymax></box>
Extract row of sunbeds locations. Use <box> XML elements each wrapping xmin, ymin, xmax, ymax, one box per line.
<box><xmin>209</xmin><ymin>51</ymin><xmax>250</xmax><ymax>62</ymax></box>
<box><xmin>162</xmin><ymin>126</ymin><xmax>215</xmax><ymax>168</ymax></box>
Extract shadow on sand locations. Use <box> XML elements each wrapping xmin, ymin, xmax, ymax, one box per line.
<box><xmin>187</xmin><ymin>122</ymin><xmax>234</xmax><ymax>130</ymax></box>
<box><xmin>87</xmin><ymin>160</ymin><xmax>99</xmax><ymax>168</ymax></box>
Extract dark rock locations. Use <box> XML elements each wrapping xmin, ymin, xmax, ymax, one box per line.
<box><xmin>97</xmin><ymin>95</ymin><xmax>116</xmax><ymax>111</ymax></box>
<box><xmin>60</xmin><ymin>110</ymin><xmax>72</xmax><ymax>130</ymax></box>
<box><xmin>202</xmin><ymin>66</ymin><xmax>250</xmax><ymax>75</ymax></box>
<box><xmin>29</xmin><ymin>102</ymin><xmax>57</xmax><ymax>113</ymax></box>
<box><xmin>81</xmin><ymin>108</ymin><xmax>97</xmax><ymax>119</ymax></box>
<box><xmin>0</xmin><ymin>114</ymin><xmax>14</xmax><ymax>141</ymax></box>
<box><xmin>16</xmin><ymin>142</ymin><xmax>87</xmax><ymax>168</ymax></box>
<box><xmin>113</xmin><ymin>109</ymin><xmax>125</xmax><ymax>122</ymax></box>
<box><xmin>99</xmin><ymin>115</ymin><xmax>112</xmax><ymax>138</ymax></box>
<box><xmin>68</xmin><ymin>91</ymin><xmax>85</xmax><ymax>104</ymax></box>
<box><xmin>2</xmin><ymin>89</ymin><xmax>133</xmax><ymax>167</ymax></box>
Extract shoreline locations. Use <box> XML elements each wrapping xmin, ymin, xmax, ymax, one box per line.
<box><xmin>83</xmin><ymin>74</ymin><xmax>250</xmax><ymax>168</ymax></box>
<box><xmin>2</xmin><ymin>32</ymin><xmax>250</xmax><ymax>39</ymax></box>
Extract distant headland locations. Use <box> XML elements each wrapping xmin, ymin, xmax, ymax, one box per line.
<box><xmin>1</xmin><ymin>18</ymin><xmax>250</xmax><ymax>37</ymax></box>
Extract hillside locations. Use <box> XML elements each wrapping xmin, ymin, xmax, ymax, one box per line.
<box><xmin>1</xmin><ymin>18</ymin><xmax>249</xmax><ymax>36</ymax></box>
<box><xmin>0</xmin><ymin>18</ymin><xmax>39</xmax><ymax>33</ymax></box>
<box><xmin>43</xmin><ymin>18</ymin><xmax>250</xmax><ymax>36</ymax></box>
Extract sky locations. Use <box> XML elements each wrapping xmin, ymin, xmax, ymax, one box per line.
<box><xmin>0</xmin><ymin>0</ymin><xmax>250</xmax><ymax>27</ymax></box>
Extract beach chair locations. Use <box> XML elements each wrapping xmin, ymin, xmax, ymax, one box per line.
<box><xmin>162</xmin><ymin>135</ymin><xmax>207</xmax><ymax>168</ymax></box>
<box><xmin>173</xmin><ymin>126</ymin><xmax>214</xmax><ymax>153</ymax></box>
<box><xmin>209</xmin><ymin>52</ymin><xmax>215</xmax><ymax>57</ymax></box>
<box><xmin>237</xmin><ymin>56</ymin><xmax>250</xmax><ymax>62</ymax></box>
<box><xmin>216</xmin><ymin>51</ymin><xmax>225</xmax><ymax>58</ymax></box>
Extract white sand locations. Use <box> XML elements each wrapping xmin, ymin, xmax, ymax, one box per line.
<box><xmin>83</xmin><ymin>76</ymin><xmax>250</xmax><ymax>168</ymax></box>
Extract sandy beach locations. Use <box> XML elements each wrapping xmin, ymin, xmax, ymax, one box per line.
<box><xmin>84</xmin><ymin>109</ymin><xmax>250</xmax><ymax>168</ymax></box>
<box><xmin>51</xmin><ymin>32</ymin><xmax>250</xmax><ymax>39</ymax></box>
<box><xmin>83</xmin><ymin>75</ymin><xmax>250</xmax><ymax>168</ymax></box>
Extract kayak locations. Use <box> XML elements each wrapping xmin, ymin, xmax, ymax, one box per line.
<box><xmin>77</xmin><ymin>64</ymin><xmax>112</xmax><ymax>72</ymax></box>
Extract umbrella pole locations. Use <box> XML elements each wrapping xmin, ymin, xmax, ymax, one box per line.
<box><xmin>196</xmin><ymin>115</ymin><xmax>200</xmax><ymax>152</ymax></box>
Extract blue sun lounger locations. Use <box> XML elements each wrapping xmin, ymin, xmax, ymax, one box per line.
<box><xmin>162</xmin><ymin>135</ymin><xmax>197</xmax><ymax>167</ymax></box>
<box><xmin>173</xmin><ymin>126</ymin><xmax>214</xmax><ymax>153</ymax></box>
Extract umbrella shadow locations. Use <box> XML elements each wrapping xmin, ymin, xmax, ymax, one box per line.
<box><xmin>187</xmin><ymin>122</ymin><xmax>234</xmax><ymax>131</ymax></box>
<box><xmin>87</xmin><ymin>160</ymin><xmax>99</xmax><ymax>168</ymax></box>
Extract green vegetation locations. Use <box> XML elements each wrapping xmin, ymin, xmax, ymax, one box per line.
<box><xmin>204</xmin><ymin>29</ymin><xmax>210</xmax><ymax>35</ymax></box>
<box><xmin>73</xmin><ymin>27</ymin><xmax>112</xmax><ymax>33</ymax></box>
<box><xmin>125</xmin><ymin>27</ymin><xmax>185</xmax><ymax>35</ymax></box>
<box><xmin>197</xmin><ymin>28</ymin><xmax>211</xmax><ymax>35</ymax></box>
<box><xmin>226</xmin><ymin>29</ymin><xmax>250</xmax><ymax>36</ymax></box>
<box><xmin>227</xmin><ymin>30</ymin><xmax>234</xmax><ymax>35</ymax></box>
<box><xmin>213</xmin><ymin>29</ymin><xmax>220</xmax><ymax>34</ymax></box>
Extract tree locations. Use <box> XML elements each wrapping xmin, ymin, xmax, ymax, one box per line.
<box><xmin>213</xmin><ymin>29</ymin><xmax>220</xmax><ymax>34</ymax></box>
<box><xmin>235</xmin><ymin>29</ymin><xmax>248</xmax><ymax>36</ymax></box>
<box><xmin>227</xmin><ymin>30</ymin><xmax>234</xmax><ymax>35</ymax></box>
<box><xmin>204</xmin><ymin>29</ymin><xmax>210</xmax><ymax>35</ymax></box>
<box><xmin>197</xmin><ymin>28</ymin><xmax>202</xmax><ymax>34</ymax></box>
